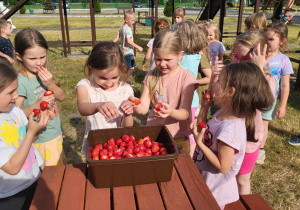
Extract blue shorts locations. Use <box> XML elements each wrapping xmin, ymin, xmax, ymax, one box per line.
<box><xmin>262</xmin><ymin>99</ymin><xmax>277</xmax><ymax>121</ymax></box>
<box><xmin>124</xmin><ymin>54</ymin><xmax>136</xmax><ymax>68</ymax></box>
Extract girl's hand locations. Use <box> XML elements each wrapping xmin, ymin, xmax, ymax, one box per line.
<box><xmin>120</xmin><ymin>100</ymin><xmax>134</xmax><ymax>116</ymax></box>
<box><xmin>46</xmin><ymin>104</ymin><xmax>58</xmax><ymax>120</ymax></box>
<box><xmin>190</xmin><ymin>119</ymin><xmax>206</xmax><ymax>145</ymax></box>
<box><xmin>97</xmin><ymin>102</ymin><xmax>119</xmax><ymax>120</ymax></box>
<box><xmin>154</xmin><ymin>102</ymin><xmax>172</xmax><ymax>118</ymax></box>
<box><xmin>28</xmin><ymin>111</ymin><xmax>49</xmax><ymax>138</ymax></box>
<box><xmin>37</xmin><ymin>66</ymin><xmax>55</xmax><ymax>88</ymax></box>
<box><xmin>276</xmin><ymin>106</ymin><xmax>286</xmax><ymax>119</ymax></box>
<box><xmin>250</xmin><ymin>43</ymin><xmax>271</xmax><ymax>70</ymax></box>
<box><xmin>209</xmin><ymin>57</ymin><xmax>224</xmax><ymax>91</ymax></box>
<box><xmin>37</xmin><ymin>92</ymin><xmax>55</xmax><ymax>105</ymax></box>
<box><xmin>142</xmin><ymin>64</ymin><xmax>146</xmax><ymax>71</ymax></box>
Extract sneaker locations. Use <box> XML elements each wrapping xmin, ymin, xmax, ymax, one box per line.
<box><xmin>279</xmin><ymin>13</ymin><xmax>288</xmax><ymax>22</ymax></box>
<box><xmin>256</xmin><ymin>149</ymin><xmax>266</xmax><ymax>165</ymax></box>
<box><xmin>288</xmin><ymin>135</ymin><xmax>300</xmax><ymax>146</ymax></box>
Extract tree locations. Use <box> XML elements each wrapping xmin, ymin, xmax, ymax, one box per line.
<box><xmin>163</xmin><ymin>0</ymin><xmax>173</xmax><ymax>17</ymax></box>
<box><xmin>159</xmin><ymin>0</ymin><xmax>164</xmax><ymax>6</ymax></box>
<box><xmin>94</xmin><ymin>0</ymin><xmax>101</xmax><ymax>13</ymax></box>
<box><xmin>19</xmin><ymin>5</ymin><xmax>26</xmax><ymax>14</ymax></box>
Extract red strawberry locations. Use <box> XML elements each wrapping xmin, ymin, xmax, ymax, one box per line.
<box><xmin>153</xmin><ymin>151</ymin><xmax>160</xmax><ymax>156</ymax></box>
<box><xmin>129</xmin><ymin>135</ymin><xmax>135</xmax><ymax>141</ymax></box>
<box><xmin>204</xmin><ymin>93</ymin><xmax>211</xmax><ymax>101</ymax></box>
<box><xmin>138</xmin><ymin>139</ymin><xmax>145</xmax><ymax>145</ymax></box>
<box><xmin>93</xmin><ymin>155</ymin><xmax>99</xmax><ymax>160</ymax></box>
<box><xmin>107</xmin><ymin>138</ymin><xmax>115</xmax><ymax>145</ymax></box>
<box><xmin>160</xmin><ymin>151</ymin><xmax>168</xmax><ymax>155</ymax></box>
<box><xmin>199</xmin><ymin>122</ymin><xmax>206</xmax><ymax>129</ymax></box>
<box><xmin>145</xmin><ymin>149</ymin><xmax>152</xmax><ymax>155</ymax></box>
<box><xmin>99</xmin><ymin>149</ymin><xmax>108</xmax><ymax>156</ymax></box>
<box><xmin>100</xmin><ymin>155</ymin><xmax>109</xmax><ymax>160</ymax></box>
<box><xmin>154</xmin><ymin>103</ymin><xmax>163</xmax><ymax>111</ymax></box>
<box><xmin>92</xmin><ymin>148</ymin><xmax>99</xmax><ymax>157</ymax></box>
<box><xmin>159</xmin><ymin>147</ymin><xmax>167</xmax><ymax>153</ymax></box>
<box><xmin>151</xmin><ymin>144</ymin><xmax>160</xmax><ymax>153</ymax></box>
<box><xmin>40</xmin><ymin>101</ymin><xmax>49</xmax><ymax>111</ymax></box>
<box><xmin>136</xmin><ymin>152</ymin><xmax>144</xmax><ymax>157</ymax></box>
<box><xmin>144</xmin><ymin>140</ymin><xmax>152</xmax><ymax>149</ymax></box>
<box><xmin>122</xmin><ymin>135</ymin><xmax>130</xmax><ymax>143</ymax></box>
<box><xmin>134</xmin><ymin>99</ymin><xmax>141</xmax><ymax>105</ymax></box>
<box><xmin>143</xmin><ymin>136</ymin><xmax>151</xmax><ymax>141</ymax></box>
<box><xmin>33</xmin><ymin>109</ymin><xmax>41</xmax><ymax>116</ymax></box>
<box><xmin>44</xmin><ymin>90</ymin><xmax>54</xmax><ymax>96</ymax></box>
<box><xmin>116</xmin><ymin>139</ymin><xmax>122</xmax><ymax>146</ymax></box>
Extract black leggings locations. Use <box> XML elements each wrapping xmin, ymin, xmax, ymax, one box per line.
<box><xmin>0</xmin><ymin>181</ymin><xmax>38</xmax><ymax>210</ymax></box>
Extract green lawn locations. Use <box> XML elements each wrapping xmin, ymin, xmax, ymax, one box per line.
<box><xmin>10</xmin><ymin>15</ymin><xmax>300</xmax><ymax>209</ymax></box>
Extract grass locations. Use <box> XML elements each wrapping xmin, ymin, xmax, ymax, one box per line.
<box><xmin>10</xmin><ymin>15</ymin><xmax>300</xmax><ymax>209</ymax></box>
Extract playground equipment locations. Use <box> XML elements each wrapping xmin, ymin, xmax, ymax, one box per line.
<box><xmin>0</xmin><ymin>0</ymin><xmax>26</xmax><ymax>28</ymax></box>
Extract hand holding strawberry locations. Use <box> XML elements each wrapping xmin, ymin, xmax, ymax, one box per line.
<box><xmin>154</xmin><ymin>102</ymin><xmax>172</xmax><ymax>118</ymax></box>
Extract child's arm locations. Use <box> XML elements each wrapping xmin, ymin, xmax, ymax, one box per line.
<box><xmin>218</xmin><ymin>53</ymin><xmax>223</xmax><ymax>62</ymax></box>
<box><xmin>37</xmin><ymin>67</ymin><xmax>65</xmax><ymax>101</ymax></box>
<box><xmin>0</xmin><ymin>52</ymin><xmax>14</xmax><ymax>64</ymax></box>
<box><xmin>126</xmin><ymin>38</ymin><xmax>143</xmax><ymax>52</ymax></box>
<box><xmin>277</xmin><ymin>74</ymin><xmax>290</xmax><ymax>119</ymax></box>
<box><xmin>142</xmin><ymin>47</ymin><xmax>152</xmax><ymax>71</ymax></box>
<box><xmin>191</xmin><ymin>125</ymin><xmax>235</xmax><ymax>174</ymax></box>
<box><xmin>76</xmin><ymin>85</ymin><xmax>119</xmax><ymax>120</ymax></box>
<box><xmin>208</xmin><ymin>57</ymin><xmax>224</xmax><ymax>92</ymax></box>
<box><xmin>1</xmin><ymin>112</ymin><xmax>49</xmax><ymax>175</ymax></box>
<box><xmin>198</xmin><ymin>68</ymin><xmax>211</xmax><ymax>85</ymax></box>
<box><xmin>113</xmin><ymin>31</ymin><xmax>120</xmax><ymax>42</ymax></box>
<box><xmin>120</xmin><ymin>100</ymin><xmax>134</xmax><ymax>127</ymax></box>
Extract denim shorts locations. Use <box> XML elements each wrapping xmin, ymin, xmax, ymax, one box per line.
<box><xmin>124</xmin><ymin>54</ymin><xmax>136</xmax><ymax>68</ymax></box>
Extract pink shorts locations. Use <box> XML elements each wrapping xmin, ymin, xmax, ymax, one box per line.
<box><xmin>238</xmin><ymin>147</ymin><xmax>260</xmax><ymax>175</ymax></box>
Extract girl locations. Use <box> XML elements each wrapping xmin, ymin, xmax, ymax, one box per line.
<box><xmin>174</xmin><ymin>20</ymin><xmax>206</xmax><ymax>156</ymax></box>
<box><xmin>191</xmin><ymin>62</ymin><xmax>274</xmax><ymax>209</ymax></box>
<box><xmin>0</xmin><ymin>61</ymin><xmax>49</xmax><ymax>210</ymax></box>
<box><xmin>244</xmin><ymin>12</ymin><xmax>267</xmax><ymax>31</ymax></box>
<box><xmin>14</xmin><ymin>28</ymin><xmax>66</xmax><ymax>168</ymax></box>
<box><xmin>132</xmin><ymin>29</ymin><xmax>198</xmax><ymax>154</ymax></box>
<box><xmin>142</xmin><ymin>18</ymin><xmax>170</xmax><ymax>71</ymax></box>
<box><xmin>76</xmin><ymin>42</ymin><xmax>134</xmax><ymax>154</ymax></box>
<box><xmin>228</xmin><ymin>30</ymin><xmax>276</xmax><ymax>194</ymax></box>
<box><xmin>203</xmin><ymin>20</ymin><xmax>225</xmax><ymax>63</ymax></box>
<box><xmin>258</xmin><ymin>22</ymin><xmax>294</xmax><ymax>163</ymax></box>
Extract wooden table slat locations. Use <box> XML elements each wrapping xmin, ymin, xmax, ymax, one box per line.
<box><xmin>85</xmin><ymin>168</ymin><xmax>111</xmax><ymax>210</ymax></box>
<box><xmin>113</xmin><ymin>186</ymin><xmax>136</xmax><ymax>210</ymax></box>
<box><xmin>57</xmin><ymin>163</ymin><xmax>87</xmax><ymax>210</ymax></box>
<box><xmin>174</xmin><ymin>153</ymin><xmax>220</xmax><ymax>210</ymax></box>
<box><xmin>240</xmin><ymin>194</ymin><xmax>272</xmax><ymax>210</ymax></box>
<box><xmin>159</xmin><ymin>167</ymin><xmax>193</xmax><ymax>210</ymax></box>
<box><xmin>224</xmin><ymin>200</ymin><xmax>247</xmax><ymax>210</ymax></box>
<box><xmin>30</xmin><ymin>165</ymin><xmax>65</xmax><ymax>210</ymax></box>
<box><xmin>135</xmin><ymin>183</ymin><xmax>165</xmax><ymax>210</ymax></box>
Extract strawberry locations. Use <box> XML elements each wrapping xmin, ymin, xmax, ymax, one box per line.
<box><xmin>107</xmin><ymin>138</ymin><xmax>115</xmax><ymax>145</ymax></box>
<box><xmin>143</xmin><ymin>136</ymin><xmax>151</xmax><ymax>141</ymax></box>
<box><xmin>33</xmin><ymin>109</ymin><xmax>41</xmax><ymax>116</ymax></box>
<box><xmin>204</xmin><ymin>93</ymin><xmax>211</xmax><ymax>101</ymax></box>
<box><xmin>44</xmin><ymin>90</ymin><xmax>54</xmax><ymax>96</ymax></box>
<box><xmin>199</xmin><ymin>122</ymin><xmax>206</xmax><ymax>129</ymax></box>
<box><xmin>154</xmin><ymin>103</ymin><xmax>163</xmax><ymax>111</ymax></box>
<box><xmin>151</xmin><ymin>144</ymin><xmax>160</xmax><ymax>153</ymax></box>
<box><xmin>40</xmin><ymin>101</ymin><xmax>49</xmax><ymax>111</ymax></box>
<box><xmin>134</xmin><ymin>99</ymin><xmax>141</xmax><ymax>105</ymax></box>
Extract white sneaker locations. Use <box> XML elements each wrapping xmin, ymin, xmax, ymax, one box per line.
<box><xmin>256</xmin><ymin>149</ymin><xmax>265</xmax><ymax>165</ymax></box>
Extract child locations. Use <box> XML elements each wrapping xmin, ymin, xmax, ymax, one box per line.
<box><xmin>174</xmin><ymin>20</ymin><xmax>206</xmax><ymax>156</ymax></box>
<box><xmin>0</xmin><ymin>61</ymin><xmax>49</xmax><ymax>210</ymax></box>
<box><xmin>76</xmin><ymin>42</ymin><xmax>134</xmax><ymax>154</ymax></box>
<box><xmin>113</xmin><ymin>10</ymin><xmax>143</xmax><ymax>84</ymax></box>
<box><xmin>132</xmin><ymin>29</ymin><xmax>198</xmax><ymax>154</ymax></box>
<box><xmin>257</xmin><ymin>22</ymin><xmax>294</xmax><ymax>164</ymax></box>
<box><xmin>14</xmin><ymin>28</ymin><xmax>66</xmax><ymax>168</ymax></box>
<box><xmin>191</xmin><ymin>62</ymin><xmax>274</xmax><ymax>208</ymax></box>
<box><xmin>142</xmin><ymin>18</ymin><xmax>170</xmax><ymax>71</ymax></box>
<box><xmin>203</xmin><ymin>20</ymin><xmax>225</xmax><ymax>63</ymax></box>
<box><xmin>0</xmin><ymin>19</ymin><xmax>14</xmax><ymax>64</ymax></box>
<box><xmin>228</xmin><ymin>30</ymin><xmax>276</xmax><ymax>194</ymax></box>
<box><xmin>171</xmin><ymin>7</ymin><xmax>185</xmax><ymax>30</ymax></box>
<box><xmin>244</xmin><ymin>12</ymin><xmax>267</xmax><ymax>31</ymax></box>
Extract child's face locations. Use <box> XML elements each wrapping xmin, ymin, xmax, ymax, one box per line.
<box><xmin>265</xmin><ymin>30</ymin><xmax>282</xmax><ymax>53</ymax></box>
<box><xmin>230</xmin><ymin>44</ymin><xmax>252</xmax><ymax>63</ymax></box>
<box><xmin>16</xmin><ymin>45</ymin><xmax>47</xmax><ymax>75</ymax></box>
<box><xmin>174</xmin><ymin>16</ymin><xmax>183</xmax><ymax>24</ymax></box>
<box><xmin>207</xmin><ymin>29</ymin><xmax>216</xmax><ymax>43</ymax></box>
<box><xmin>125</xmin><ymin>15</ymin><xmax>136</xmax><ymax>27</ymax></box>
<box><xmin>154</xmin><ymin>50</ymin><xmax>183</xmax><ymax>75</ymax></box>
<box><xmin>0</xmin><ymin>79</ymin><xmax>18</xmax><ymax>113</ymax></box>
<box><xmin>1</xmin><ymin>24</ymin><xmax>13</xmax><ymax>37</ymax></box>
<box><xmin>91</xmin><ymin>66</ymin><xmax>120</xmax><ymax>91</ymax></box>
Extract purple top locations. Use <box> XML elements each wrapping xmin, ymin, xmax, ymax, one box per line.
<box><xmin>208</xmin><ymin>41</ymin><xmax>225</xmax><ymax>63</ymax></box>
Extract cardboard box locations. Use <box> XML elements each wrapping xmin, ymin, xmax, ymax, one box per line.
<box><xmin>86</xmin><ymin>125</ymin><xmax>179</xmax><ymax>188</ymax></box>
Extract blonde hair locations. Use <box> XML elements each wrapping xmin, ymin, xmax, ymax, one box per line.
<box><xmin>124</xmin><ymin>10</ymin><xmax>135</xmax><ymax>19</ymax></box>
<box><xmin>245</xmin><ymin>13</ymin><xmax>267</xmax><ymax>30</ymax></box>
<box><xmin>0</xmin><ymin>60</ymin><xmax>18</xmax><ymax>93</ymax></box>
<box><xmin>203</xmin><ymin>20</ymin><xmax>220</xmax><ymax>40</ymax></box>
<box><xmin>264</xmin><ymin>22</ymin><xmax>289</xmax><ymax>51</ymax></box>
<box><xmin>174</xmin><ymin>7</ymin><xmax>185</xmax><ymax>19</ymax></box>
<box><xmin>153</xmin><ymin>18</ymin><xmax>170</xmax><ymax>36</ymax></box>
<box><xmin>0</xmin><ymin>19</ymin><xmax>11</xmax><ymax>33</ymax></box>
<box><xmin>174</xmin><ymin>20</ymin><xmax>206</xmax><ymax>54</ymax></box>
<box><xmin>148</xmin><ymin>30</ymin><xmax>182</xmax><ymax>103</ymax></box>
<box><xmin>195</xmin><ymin>20</ymin><xmax>209</xmax><ymax>58</ymax></box>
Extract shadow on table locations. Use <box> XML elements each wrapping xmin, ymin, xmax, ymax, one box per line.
<box><xmin>31</xmin><ymin>177</ymin><xmax>56</xmax><ymax>210</ymax></box>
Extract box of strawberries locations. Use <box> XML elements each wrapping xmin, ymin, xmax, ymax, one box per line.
<box><xmin>86</xmin><ymin>125</ymin><xmax>179</xmax><ymax>188</ymax></box>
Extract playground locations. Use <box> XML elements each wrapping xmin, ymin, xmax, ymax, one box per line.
<box><xmin>1</xmin><ymin>0</ymin><xmax>300</xmax><ymax>209</ymax></box>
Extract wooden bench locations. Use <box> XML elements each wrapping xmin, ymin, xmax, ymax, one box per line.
<box><xmin>43</xmin><ymin>8</ymin><xmax>55</xmax><ymax>14</ymax></box>
<box><xmin>225</xmin><ymin>194</ymin><xmax>272</xmax><ymax>210</ymax></box>
<box><xmin>117</xmin><ymin>7</ymin><xmax>131</xmax><ymax>14</ymax></box>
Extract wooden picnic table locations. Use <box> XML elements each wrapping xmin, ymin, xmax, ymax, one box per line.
<box><xmin>29</xmin><ymin>153</ymin><xmax>271</xmax><ymax>210</ymax></box>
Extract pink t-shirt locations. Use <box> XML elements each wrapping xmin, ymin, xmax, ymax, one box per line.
<box><xmin>193</xmin><ymin>109</ymin><xmax>247</xmax><ymax>206</ymax></box>
<box><xmin>143</xmin><ymin>67</ymin><xmax>198</xmax><ymax>138</ymax></box>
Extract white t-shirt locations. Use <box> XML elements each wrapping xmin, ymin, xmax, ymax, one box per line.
<box><xmin>0</xmin><ymin>105</ymin><xmax>43</xmax><ymax>198</ymax></box>
<box><xmin>75</xmin><ymin>79</ymin><xmax>134</xmax><ymax>153</ymax></box>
